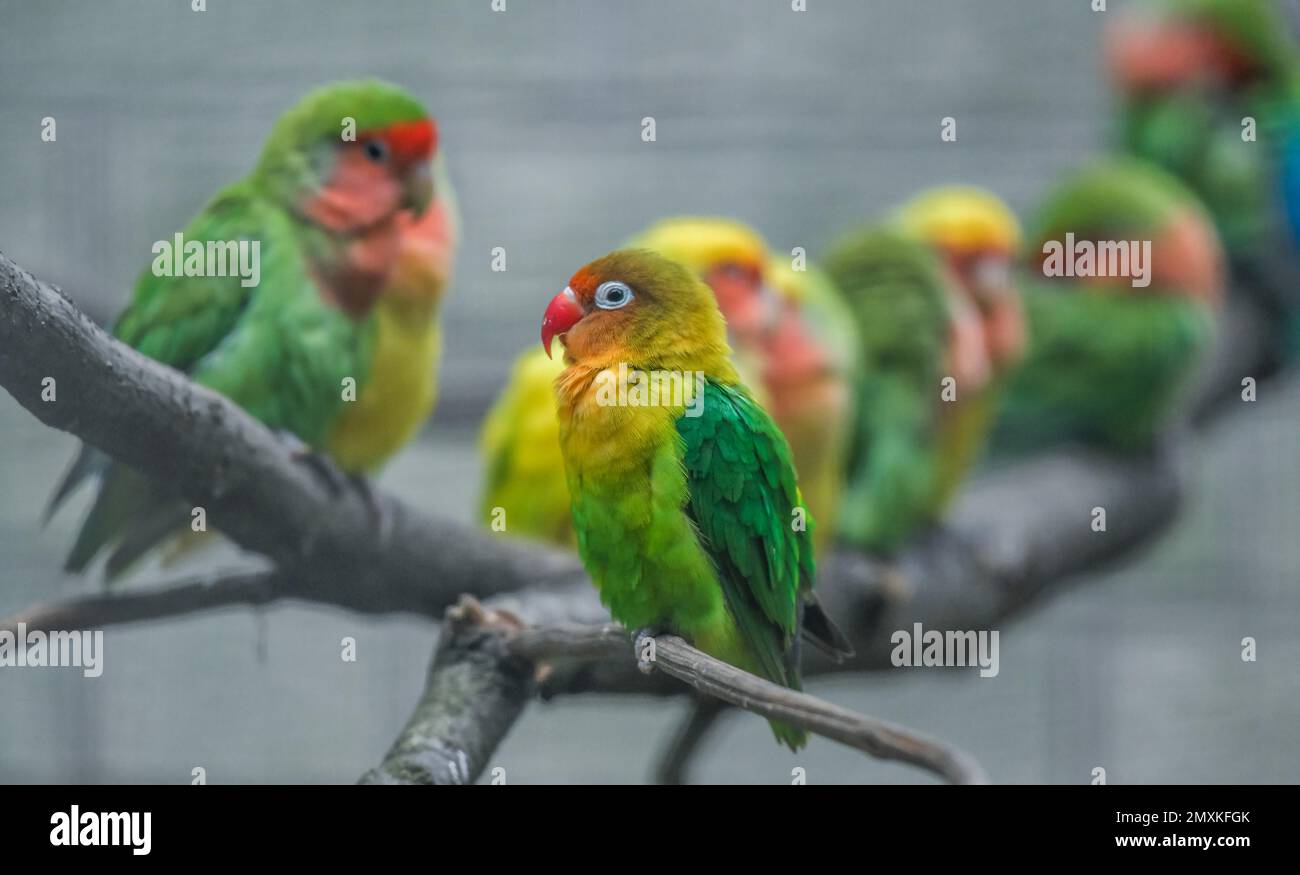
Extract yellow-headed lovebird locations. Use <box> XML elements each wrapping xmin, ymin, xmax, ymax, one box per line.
<box><xmin>47</xmin><ymin>80</ymin><xmax>451</xmax><ymax>579</ymax></box>
<box><xmin>824</xmin><ymin>226</ymin><xmax>994</xmax><ymax>553</ymax></box>
<box><xmin>895</xmin><ymin>186</ymin><xmax>1027</xmax><ymax>378</ymax></box>
<box><xmin>540</xmin><ymin>249</ymin><xmax>852</xmax><ymax>749</ymax></box>
<box><xmin>894</xmin><ymin>186</ymin><xmax>1027</xmax><ymax>496</ymax></box>
<box><xmin>994</xmin><ymin>160</ymin><xmax>1225</xmax><ymax>454</ymax></box>
<box><xmin>479</xmin><ymin>217</ymin><xmax>853</xmax><ymax>547</ymax></box>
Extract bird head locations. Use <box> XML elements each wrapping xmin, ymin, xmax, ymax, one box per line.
<box><xmin>825</xmin><ymin>225</ymin><xmax>990</xmax><ymax>391</ymax></box>
<box><xmin>629</xmin><ymin>217</ymin><xmax>778</xmax><ymax>345</ymax></box>
<box><xmin>1105</xmin><ymin>0</ymin><xmax>1299</xmax><ymax>94</ymax></box>
<box><xmin>541</xmin><ymin>249</ymin><xmax>732</xmax><ymax>376</ymax></box>
<box><xmin>896</xmin><ymin>186</ymin><xmax>1026</xmax><ymax>374</ymax></box>
<box><xmin>1028</xmin><ymin>159</ymin><xmax>1225</xmax><ymax>307</ymax></box>
<box><xmin>256</xmin><ymin>79</ymin><xmax>438</xmax><ymax>233</ymax></box>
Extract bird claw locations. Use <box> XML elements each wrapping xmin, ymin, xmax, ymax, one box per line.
<box><xmin>633</xmin><ymin>628</ymin><xmax>661</xmax><ymax>675</ymax></box>
<box><xmin>280</xmin><ymin>432</ymin><xmax>392</xmax><ymax>544</ymax></box>
<box><xmin>347</xmin><ymin>472</ymin><xmax>394</xmax><ymax>546</ymax></box>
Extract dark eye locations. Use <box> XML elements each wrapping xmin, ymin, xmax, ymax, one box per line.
<box><xmin>363</xmin><ymin>139</ymin><xmax>389</xmax><ymax>163</ymax></box>
<box><xmin>594</xmin><ymin>280</ymin><xmax>634</xmax><ymax>310</ymax></box>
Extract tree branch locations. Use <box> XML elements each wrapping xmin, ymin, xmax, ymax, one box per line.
<box><xmin>362</xmin><ymin>597</ymin><xmax>987</xmax><ymax>785</ymax></box>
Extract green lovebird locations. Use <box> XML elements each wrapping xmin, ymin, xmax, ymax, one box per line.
<box><xmin>994</xmin><ymin>160</ymin><xmax>1225</xmax><ymax>454</ymax></box>
<box><xmin>47</xmin><ymin>80</ymin><xmax>445</xmax><ymax>579</ymax></box>
<box><xmin>823</xmin><ymin>225</ymin><xmax>993</xmax><ymax>554</ymax></box>
<box><xmin>1107</xmin><ymin>0</ymin><xmax>1300</xmax><ymax>260</ymax></box>
<box><xmin>540</xmin><ymin>249</ymin><xmax>852</xmax><ymax>750</ymax></box>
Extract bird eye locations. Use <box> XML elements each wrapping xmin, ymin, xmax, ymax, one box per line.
<box><xmin>363</xmin><ymin>139</ymin><xmax>389</xmax><ymax>163</ymax></box>
<box><xmin>594</xmin><ymin>280</ymin><xmax>634</xmax><ymax>310</ymax></box>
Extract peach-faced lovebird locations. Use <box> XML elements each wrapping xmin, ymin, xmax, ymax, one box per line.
<box><xmin>541</xmin><ymin>249</ymin><xmax>852</xmax><ymax>749</ymax></box>
<box><xmin>1107</xmin><ymin>0</ymin><xmax>1300</xmax><ymax>262</ymax></box>
<box><xmin>47</xmin><ymin>80</ymin><xmax>448</xmax><ymax>578</ymax></box>
<box><xmin>994</xmin><ymin>160</ymin><xmax>1224</xmax><ymax>453</ymax></box>
<box><xmin>824</xmin><ymin>226</ymin><xmax>993</xmax><ymax>553</ymax></box>
<box><xmin>479</xmin><ymin>217</ymin><xmax>852</xmax><ymax>548</ymax></box>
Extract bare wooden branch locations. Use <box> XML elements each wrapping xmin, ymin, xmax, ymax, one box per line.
<box><xmin>359</xmin><ymin>598</ymin><xmax>534</xmax><ymax>786</ymax></box>
<box><xmin>363</xmin><ymin>597</ymin><xmax>987</xmax><ymax>785</ymax></box>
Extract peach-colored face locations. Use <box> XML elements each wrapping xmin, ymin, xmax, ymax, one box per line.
<box><xmin>942</xmin><ymin>284</ymin><xmax>994</xmax><ymax>395</ymax></box>
<box><xmin>1106</xmin><ymin>17</ymin><xmax>1259</xmax><ymax>93</ymax></box>
<box><xmin>946</xmin><ymin>249</ymin><xmax>1026</xmax><ymax>375</ymax></box>
<box><xmin>704</xmin><ymin>260</ymin><xmax>769</xmax><ymax>345</ymax></box>
<box><xmin>299</xmin><ymin>119</ymin><xmax>437</xmax><ymax>234</ymax></box>
<box><xmin>1149</xmin><ymin>208</ymin><xmax>1225</xmax><ymax>307</ymax></box>
<box><xmin>1033</xmin><ymin>209</ymin><xmax>1225</xmax><ymax>307</ymax></box>
<box><xmin>386</xmin><ymin>198</ymin><xmax>457</xmax><ymax>304</ymax></box>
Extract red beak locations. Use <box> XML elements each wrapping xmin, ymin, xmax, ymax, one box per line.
<box><xmin>541</xmin><ymin>287</ymin><xmax>583</xmax><ymax>358</ymax></box>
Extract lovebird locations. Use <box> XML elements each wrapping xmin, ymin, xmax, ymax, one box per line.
<box><xmin>1107</xmin><ymin>0</ymin><xmax>1300</xmax><ymax>263</ymax></box>
<box><xmin>762</xmin><ymin>254</ymin><xmax>860</xmax><ymax>547</ymax></box>
<box><xmin>993</xmin><ymin>160</ymin><xmax>1224</xmax><ymax>454</ymax></box>
<box><xmin>479</xmin><ymin>217</ymin><xmax>853</xmax><ymax>548</ymax></box>
<box><xmin>893</xmin><ymin>186</ymin><xmax>1027</xmax><ymax>498</ymax></box>
<box><xmin>47</xmin><ymin>80</ymin><xmax>450</xmax><ymax>578</ymax></box>
<box><xmin>824</xmin><ymin>225</ymin><xmax>993</xmax><ymax>553</ymax></box>
<box><xmin>540</xmin><ymin>248</ymin><xmax>852</xmax><ymax>749</ymax></box>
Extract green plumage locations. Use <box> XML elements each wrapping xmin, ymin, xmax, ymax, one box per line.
<box><xmin>993</xmin><ymin>160</ymin><xmax>1219</xmax><ymax>453</ymax></box>
<box><xmin>49</xmin><ymin>80</ymin><xmax>428</xmax><ymax>578</ymax></box>
<box><xmin>1114</xmin><ymin>0</ymin><xmax>1300</xmax><ymax>258</ymax></box>
<box><xmin>555</xmin><ymin>250</ymin><xmax>849</xmax><ymax>749</ymax></box>
<box><xmin>996</xmin><ymin>284</ymin><xmax>1212</xmax><ymax>452</ymax></box>
<box><xmin>822</xmin><ymin>226</ymin><xmax>956</xmax><ymax>552</ymax></box>
<box><xmin>677</xmin><ymin>381</ymin><xmax>813</xmax><ymax>694</ymax></box>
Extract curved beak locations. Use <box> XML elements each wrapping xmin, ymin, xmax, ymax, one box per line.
<box><xmin>541</xmin><ymin>287</ymin><xmax>583</xmax><ymax>358</ymax></box>
<box><xmin>402</xmin><ymin>163</ymin><xmax>434</xmax><ymax>217</ymax></box>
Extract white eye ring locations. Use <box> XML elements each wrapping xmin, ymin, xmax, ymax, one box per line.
<box><xmin>594</xmin><ymin>280</ymin><xmax>634</xmax><ymax>310</ymax></box>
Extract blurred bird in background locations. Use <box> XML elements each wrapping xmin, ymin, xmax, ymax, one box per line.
<box><xmin>824</xmin><ymin>224</ymin><xmax>992</xmax><ymax>553</ymax></box>
<box><xmin>894</xmin><ymin>186</ymin><xmax>1026</xmax><ymax>495</ymax></box>
<box><xmin>994</xmin><ymin>160</ymin><xmax>1224</xmax><ymax>454</ymax></box>
<box><xmin>45</xmin><ymin>80</ymin><xmax>455</xmax><ymax>580</ymax></box>
<box><xmin>1106</xmin><ymin>0</ymin><xmax>1300</xmax><ymax>349</ymax></box>
<box><xmin>480</xmin><ymin>217</ymin><xmax>854</xmax><ymax>548</ymax></box>
<box><xmin>539</xmin><ymin>248</ymin><xmax>852</xmax><ymax>750</ymax></box>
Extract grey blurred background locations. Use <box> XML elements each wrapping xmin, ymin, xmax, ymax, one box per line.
<box><xmin>1</xmin><ymin>0</ymin><xmax>1296</xmax><ymax>783</ymax></box>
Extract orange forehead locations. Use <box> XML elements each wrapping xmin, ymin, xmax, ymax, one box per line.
<box><xmin>567</xmin><ymin>265</ymin><xmax>600</xmax><ymax>301</ymax></box>
<box><xmin>362</xmin><ymin>118</ymin><xmax>437</xmax><ymax>163</ymax></box>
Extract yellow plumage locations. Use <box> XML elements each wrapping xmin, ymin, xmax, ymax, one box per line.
<box><xmin>327</xmin><ymin>297</ymin><xmax>441</xmax><ymax>472</ymax></box>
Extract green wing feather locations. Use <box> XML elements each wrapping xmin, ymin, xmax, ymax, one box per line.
<box><xmin>55</xmin><ymin>182</ymin><xmax>374</xmax><ymax>578</ymax></box>
<box><xmin>676</xmin><ymin>381</ymin><xmax>814</xmax><ymax>689</ymax></box>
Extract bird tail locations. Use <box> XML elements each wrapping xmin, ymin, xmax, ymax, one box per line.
<box><xmin>770</xmin><ymin>720</ymin><xmax>808</xmax><ymax>751</ymax></box>
<box><xmin>64</xmin><ymin>462</ymin><xmax>181</xmax><ymax>582</ymax></box>
<box><xmin>44</xmin><ymin>444</ymin><xmax>108</xmax><ymax>525</ymax></box>
<box><xmin>800</xmin><ymin>593</ymin><xmax>855</xmax><ymax>662</ymax></box>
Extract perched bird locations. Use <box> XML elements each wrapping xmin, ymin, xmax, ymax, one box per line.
<box><xmin>479</xmin><ymin>217</ymin><xmax>853</xmax><ymax>547</ymax></box>
<box><xmin>894</xmin><ymin>186</ymin><xmax>1027</xmax><ymax>379</ymax></box>
<box><xmin>762</xmin><ymin>256</ymin><xmax>859</xmax><ymax>548</ymax></box>
<box><xmin>47</xmin><ymin>80</ymin><xmax>446</xmax><ymax>578</ymax></box>
<box><xmin>994</xmin><ymin>160</ymin><xmax>1224</xmax><ymax>454</ymax></box>
<box><xmin>541</xmin><ymin>248</ymin><xmax>852</xmax><ymax>749</ymax></box>
<box><xmin>893</xmin><ymin>186</ymin><xmax>1027</xmax><ymax>502</ymax></box>
<box><xmin>1107</xmin><ymin>0</ymin><xmax>1300</xmax><ymax>264</ymax></box>
<box><xmin>824</xmin><ymin>226</ymin><xmax>992</xmax><ymax>553</ymax></box>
